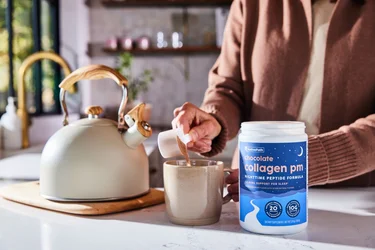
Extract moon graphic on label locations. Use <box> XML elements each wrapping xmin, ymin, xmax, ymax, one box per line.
<box><xmin>298</xmin><ymin>146</ymin><xmax>304</xmax><ymax>157</ymax></box>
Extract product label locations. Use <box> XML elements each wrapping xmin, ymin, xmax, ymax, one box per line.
<box><xmin>239</xmin><ymin>142</ymin><xmax>307</xmax><ymax>227</ymax></box>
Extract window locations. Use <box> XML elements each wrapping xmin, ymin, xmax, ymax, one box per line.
<box><xmin>0</xmin><ymin>0</ymin><xmax>61</xmax><ymax>116</ymax></box>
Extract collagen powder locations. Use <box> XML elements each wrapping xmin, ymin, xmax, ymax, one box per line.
<box><xmin>239</xmin><ymin>121</ymin><xmax>308</xmax><ymax>235</ymax></box>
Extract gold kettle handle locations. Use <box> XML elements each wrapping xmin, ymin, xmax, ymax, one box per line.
<box><xmin>59</xmin><ymin>64</ymin><xmax>129</xmax><ymax>131</ymax></box>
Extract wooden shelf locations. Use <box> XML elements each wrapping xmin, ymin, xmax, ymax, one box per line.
<box><xmin>102</xmin><ymin>46</ymin><xmax>221</xmax><ymax>55</ymax></box>
<box><xmin>101</xmin><ymin>0</ymin><xmax>232</xmax><ymax>7</ymax></box>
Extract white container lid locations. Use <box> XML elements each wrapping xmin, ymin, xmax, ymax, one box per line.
<box><xmin>241</xmin><ymin>121</ymin><xmax>306</xmax><ymax>130</ymax></box>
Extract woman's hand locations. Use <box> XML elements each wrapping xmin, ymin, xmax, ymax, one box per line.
<box><xmin>226</xmin><ymin>169</ymin><xmax>239</xmax><ymax>202</ymax></box>
<box><xmin>172</xmin><ymin>102</ymin><xmax>221</xmax><ymax>153</ymax></box>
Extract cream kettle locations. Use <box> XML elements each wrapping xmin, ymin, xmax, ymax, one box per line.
<box><xmin>40</xmin><ymin>65</ymin><xmax>152</xmax><ymax>201</ymax></box>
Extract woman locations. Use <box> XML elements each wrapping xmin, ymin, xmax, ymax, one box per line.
<box><xmin>172</xmin><ymin>0</ymin><xmax>375</xmax><ymax>202</ymax></box>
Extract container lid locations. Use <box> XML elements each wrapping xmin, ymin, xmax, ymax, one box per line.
<box><xmin>241</xmin><ymin>121</ymin><xmax>306</xmax><ymax>130</ymax></box>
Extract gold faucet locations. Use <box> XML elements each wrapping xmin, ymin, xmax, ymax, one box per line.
<box><xmin>18</xmin><ymin>51</ymin><xmax>76</xmax><ymax>149</ymax></box>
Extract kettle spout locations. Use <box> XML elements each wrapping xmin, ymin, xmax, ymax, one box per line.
<box><xmin>125</xmin><ymin>103</ymin><xmax>146</xmax><ymax>128</ymax></box>
<box><xmin>123</xmin><ymin>103</ymin><xmax>152</xmax><ymax>148</ymax></box>
<box><xmin>123</xmin><ymin>121</ymin><xmax>152</xmax><ymax>149</ymax></box>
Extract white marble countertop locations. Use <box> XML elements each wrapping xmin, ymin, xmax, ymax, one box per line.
<box><xmin>0</xmin><ymin>182</ymin><xmax>373</xmax><ymax>250</ymax></box>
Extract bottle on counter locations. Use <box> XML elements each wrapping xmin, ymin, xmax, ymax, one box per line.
<box><xmin>0</xmin><ymin>97</ymin><xmax>22</xmax><ymax>150</ymax></box>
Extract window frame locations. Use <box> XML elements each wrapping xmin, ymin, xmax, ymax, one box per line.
<box><xmin>4</xmin><ymin>0</ymin><xmax>61</xmax><ymax>116</ymax></box>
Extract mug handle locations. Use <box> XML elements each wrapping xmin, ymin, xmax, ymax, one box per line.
<box><xmin>222</xmin><ymin>169</ymin><xmax>235</xmax><ymax>204</ymax></box>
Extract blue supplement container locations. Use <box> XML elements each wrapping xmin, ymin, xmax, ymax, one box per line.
<box><xmin>238</xmin><ymin>121</ymin><xmax>308</xmax><ymax>235</ymax></box>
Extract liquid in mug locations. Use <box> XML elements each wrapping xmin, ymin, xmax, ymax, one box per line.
<box><xmin>238</xmin><ymin>121</ymin><xmax>308</xmax><ymax>235</ymax></box>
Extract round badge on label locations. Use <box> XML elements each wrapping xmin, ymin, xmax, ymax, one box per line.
<box><xmin>265</xmin><ymin>201</ymin><xmax>282</xmax><ymax>218</ymax></box>
<box><xmin>286</xmin><ymin>200</ymin><xmax>300</xmax><ymax>217</ymax></box>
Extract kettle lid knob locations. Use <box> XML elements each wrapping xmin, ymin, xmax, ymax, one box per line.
<box><xmin>85</xmin><ymin>106</ymin><xmax>104</xmax><ymax>117</ymax></box>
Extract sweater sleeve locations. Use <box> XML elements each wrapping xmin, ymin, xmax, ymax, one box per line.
<box><xmin>200</xmin><ymin>0</ymin><xmax>245</xmax><ymax>157</ymax></box>
<box><xmin>308</xmin><ymin>114</ymin><xmax>375</xmax><ymax>186</ymax></box>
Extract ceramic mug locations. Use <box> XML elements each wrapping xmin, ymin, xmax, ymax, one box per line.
<box><xmin>163</xmin><ymin>159</ymin><xmax>233</xmax><ymax>226</ymax></box>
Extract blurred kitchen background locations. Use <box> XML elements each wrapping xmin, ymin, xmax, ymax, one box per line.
<box><xmin>0</xmin><ymin>0</ymin><xmax>237</xmax><ymax>187</ymax></box>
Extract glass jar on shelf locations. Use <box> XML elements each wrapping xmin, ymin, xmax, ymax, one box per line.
<box><xmin>137</xmin><ymin>36</ymin><xmax>151</xmax><ymax>50</ymax></box>
<box><xmin>171</xmin><ymin>32</ymin><xmax>183</xmax><ymax>48</ymax></box>
<box><xmin>156</xmin><ymin>31</ymin><xmax>169</xmax><ymax>48</ymax></box>
<box><xmin>120</xmin><ymin>36</ymin><xmax>133</xmax><ymax>50</ymax></box>
<box><xmin>105</xmin><ymin>36</ymin><xmax>118</xmax><ymax>50</ymax></box>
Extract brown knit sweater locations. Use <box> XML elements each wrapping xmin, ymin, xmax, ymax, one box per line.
<box><xmin>200</xmin><ymin>0</ymin><xmax>375</xmax><ymax>187</ymax></box>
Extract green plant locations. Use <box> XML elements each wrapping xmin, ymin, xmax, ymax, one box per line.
<box><xmin>115</xmin><ymin>52</ymin><xmax>154</xmax><ymax>102</ymax></box>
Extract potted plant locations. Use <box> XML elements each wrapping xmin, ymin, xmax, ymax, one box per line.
<box><xmin>115</xmin><ymin>52</ymin><xmax>154</xmax><ymax>120</ymax></box>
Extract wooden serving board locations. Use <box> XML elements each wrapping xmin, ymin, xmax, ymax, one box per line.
<box><xmin>0</xmin><ymin>181</ymin><xmax>164</xmax><ymax>216</ymax></box>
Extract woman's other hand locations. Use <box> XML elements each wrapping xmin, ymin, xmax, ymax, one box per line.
<box><xmin>172</xmin><ymin>102</ymin><xmax>221</xmax><ymax>153</ymax></box>
<box><xmin>226</xmin><ymin>169</ymin><xmax>239</xmax><ymax>202</ymax></box>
